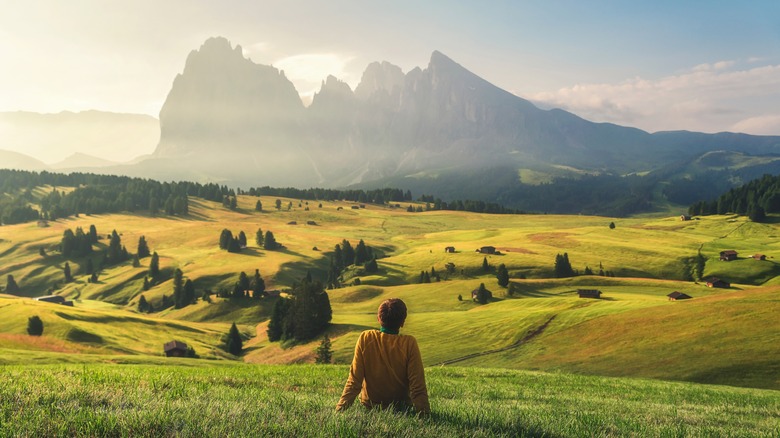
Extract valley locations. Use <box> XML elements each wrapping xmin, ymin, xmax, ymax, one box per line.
<box><xmin>1</xmin><ymin>191</ymin><xmax>778</xmax><ymax>392</ymax></box>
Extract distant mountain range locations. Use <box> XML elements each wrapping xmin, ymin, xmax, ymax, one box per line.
<box><xmin>3</xmin><ymin>37</ymin><xmax>780</xmax><ymax>214</ymax></box>
<box><xmin>0</xmin><ymin>110</ymin><xmax>158</xmax><ymax>165</ymax></box>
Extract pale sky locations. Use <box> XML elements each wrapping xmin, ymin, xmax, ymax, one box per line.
<box><xmin>1</xmin><ymin>0</ymin><xmax>779</xmax><ymax>135</ymax></box>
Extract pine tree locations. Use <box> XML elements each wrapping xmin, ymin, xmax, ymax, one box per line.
<box><xmin>476</xmin><ymin>283</ymin><xmax>490</xmax><ymax>304</ymax></box>
<box><xmin>496</xmin><ymin>263</ymin><xmax>509</xmax><ymax>287</ymax></box>
<box><xmin>183</xmin><ymin>279</ymin><xmax>195</xmax><ymax>306</ymax></box>
<box><xmin>149</xmin><ymin>252</ymin><xmax>160</xmax><ymax>278</ymax></box>
<box><xmin>609</xmin><ymin>222</ymin><xmax>616</xmax><ymax>229</ymax></box>
<box><xmin>107</xmin><ymin>230</ymin><xmax>123</xmax><ymax>263</ymax></box>
<box><xmin>341</xmin><ymin>240</ymin><xmax>355</xmax><ymax>266</ymax></box>
<box><xmin>173</xmin><ymin>268</ymin><xmax>185</xmax><ymax>308</ymax></box>
<box><xmin>255</xmin><ymin>200</ymin><xmax>263</xmax><ymax>211</ymax></box>
<box><xmin>27</xmin><ymin>315</ymin><xmax>43</xmax><ymax>336</ymax></box>
<box><xmin>275</xmin><ymin>199</ymin><xmax>282</xmax><ymax>210</ymax></box>
<box><xmin>315</xmin><ymin>334</ymin><xmax>333</xmax><ymax>364</ymax></box>
<box><xmin>64</xmin><ymin>262</ymin><xmax>72</xmax><ymax>283</ymax></box>
<box><xmin>137</xmin><ymin>236</ymin><xmax>150</xmax><ymax>258</ymax></box>
<box><xmin>252</xmin><ymin>269</ymin><xmax>265</xmax><ymax>299</ymax></box>
<box><xmin>554</xmin><ymin>253</ymin><xmax>575</xmax><ymax>278</ymax></box>
<box><xmin>354</xmin><ymin>239</ymin><xmax>369</xmax><ymax>265</ymax></box>
<box><xmin>264</xmin><ymin>231</ymin><xmax>278</xmax><ymax>250</ymax></box>
<box><xmin>267</xmin><ymin>298</ymin><xmax>290</xmax><ymax>342</ymax></box>
<box><xmin>227</xmin><ymin>237</ymin><xmax>242</xmax><ymax>253</ymax></box>
<box><xmin>238</xmin><ymin>231</ymin><xmax>247</xmax><ymax>248</ymax></box>
<box><xmin>132</xmin><ymin>254</ymin><xmax>141</xmax><ymax>268</ymax></box>
<box><xmin>143</xmin><ymin>276</ymin><xmax>150</xmax><ymax>291</ymax></box>
<box><xmin>219</xmin><ymin>229</ymin><xmax>232</xmax><ymax>250</ymax></box>
<box><xmin>255</xmin><ymin>227</ymin><xmax>264</xmax><ymax>247</ymax></box>
<box><xmin>365</xmin><ymin>257</ymin><xmax>378</xmax><ymax>273</ymax></box>
<box><xmin>482</xmin><ymin>257</ymin><xmax>490</xmax><ymax>272</ymax></box>
<box><xmin>6</xmin><ymin>275</ymin><xmax>19</xmax><ymax>294</ymax></box>
<box><xmin>138</xmin><ymin>295</ymin><xmax>150</xmax><ymax>313</ymax></box>
<box><xmin>88</xmin><ymin>224</ymin><xmax>98</xmax><ymax>244</ymax></box>
<box><xmin>333</xmin><ymin>244</ymin><xmax>344</xmax><ymax>270</ymax></box>
<box><xmin>85</xmin><ymin>258</ymin><xmax>94</xmax><ymax>275</ymax></box>
<box><xmin>226</xmin><ymin>322</ymin><xmax>243</xmax><ymax>356</ymax></box>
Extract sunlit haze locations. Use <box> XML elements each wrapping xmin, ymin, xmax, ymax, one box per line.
<box><xmin>1</xmin><ymin>0</ymin><xmax>779</xmax><ymax>140</ymax></box>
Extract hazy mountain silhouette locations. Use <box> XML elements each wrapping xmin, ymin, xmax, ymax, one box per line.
<box><xmin>0</xmin><ymin>111</ymin><xmax>159</xmax><ymax>164</ymax></box>
<box><xmin>148</xmin><ymin>37</ymin><xmax>780</xmax><ymax>190</ymax></box>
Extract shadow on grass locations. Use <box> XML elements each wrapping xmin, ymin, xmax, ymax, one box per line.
<box><xmin>428</xmin><ymin>411</ymin><xmax>548</xmax><ymax>437</ymax></box>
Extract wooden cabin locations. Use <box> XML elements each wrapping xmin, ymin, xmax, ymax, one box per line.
<box><xmin>477</xmin><ymin>246</ymin><xmax>496</xmax><ymax>254</ymax></box>
<box><xmin>667</xmin><ymin>291</ymin><xmax>692</xmax><ymax>301</ymax></box>
<box><xmin>705</xmin><ymin>277</ymin><xmax>730</xmax><ymax>288</ymax></box>
<box><xmin>752</xmin><ymin>254</ymin><xmax>767</xmax><ymax>261</ymax></box>
<box><xmin>719</xmin><ymin>250</ymin><xmax>738</xmax><ymax>261</ymax></box>
<box><xmin>577</xmin><ymin>289</ymin><xmax>602</xmax><ymax>299</ymax></box>
<box><xmin>163</xmin><ymin>340</ymin><xmax>189</xmax><ymax>358</ymax></box>
<box><xmin>444</xmin><ymin>246</ymin><xmax>455</xmax><ymax>253</ymax></box>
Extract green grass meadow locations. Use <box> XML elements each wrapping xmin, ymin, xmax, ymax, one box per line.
<box><xmin>2</xmin><ymin>364</ymin><xmax>778</xmax><ymax>437</ymax></box>
<box><xmin>2</xmin><ymin>193</ymin><xmax>780</xmax><ymax>435</ymax></box>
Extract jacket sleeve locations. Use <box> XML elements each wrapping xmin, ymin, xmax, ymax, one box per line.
<box><xmin>335</xmin><ymin>333</ymin><xmax>366</xmax><ymax>411</ymax></box>
<box><xmin>407</xmin><ymin>337</ymin><xmax>430</xmax><ymax>414</ymax></box>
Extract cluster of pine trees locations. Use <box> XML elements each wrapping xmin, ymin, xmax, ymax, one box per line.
<box><xmin>414</xmin><ymin>196</ymin><xmax>520</xmax><ymax>215</ymax></box>
<box><xmin>267</xmin><ymin>274</ymin><xmax>332</xmax><ymax>343</ymax></box>
<box><xmin>246</xmin><ymin>186</ymin><xmax>412</xmax><ymax>205</ymax></box>
<box><xmin>688</xmin><ymin>173</ymin><xmax>780</xmax><ymax>222</ymax></box>
<box><xmin>0</xmin><ymin>169</ymin><xmax>239</xmax><ymax>225</ymax></box>
<box><xmin>326</xmin><ymin>239</ymin><xmax>376</xmax><ymax>289</ymax></box>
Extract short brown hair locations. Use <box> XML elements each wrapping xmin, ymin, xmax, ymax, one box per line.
<box><xmin>378</xmin><ymin>298</ymin><xmax>407</xmax><ymax>331</ymax></box>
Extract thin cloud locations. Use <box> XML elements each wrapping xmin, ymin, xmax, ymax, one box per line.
<box><xmin>731</xmin><ymin>114</ymin><xmax>780</xmax><ymax>135</ymax></box>
<box><xmin>529</xmin><ymin>61</ymin><xmax>780</xmax><ymax>134</ymax></box>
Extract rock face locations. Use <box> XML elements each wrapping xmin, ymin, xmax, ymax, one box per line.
<box><xmin>151</xmin><ymin>37</ymin><xmax>780</xmax><ymax>188</ymax></box>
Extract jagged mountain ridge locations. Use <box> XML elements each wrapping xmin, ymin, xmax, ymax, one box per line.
<box><xmin>152</xmin><ymin>37</ymin><xmax>780</xmax><ymax>190</ymax></box>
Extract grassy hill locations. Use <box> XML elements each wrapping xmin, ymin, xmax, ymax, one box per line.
<box><xmin>1</xmin><ymin>192</ymin><xmax>779</xmax><ymax>391</ymax></box>
<box><xmin>2</xmin><ymin>364</ymin><xmax>778</xmax><ymax>437</ymax></box>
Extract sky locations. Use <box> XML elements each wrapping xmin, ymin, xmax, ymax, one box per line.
<box><xmin>1</xmin><ymin>0</ymin><xmax>779</xmax><ymax>135</ymax></box>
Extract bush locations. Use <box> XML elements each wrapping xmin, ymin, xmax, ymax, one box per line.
<box><xmin>27</xmin><ymin>316</ymin><xmax>43</xmax><ymax>336</ymax></box>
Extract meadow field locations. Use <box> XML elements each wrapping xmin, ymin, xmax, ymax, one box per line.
<box><xmin>2</xmin><ymin>363</ymin><xmax>778</xmax><ymax>437</ymax></box>
<box><xmin>1</xmin><ymin>193</ymin><xmax>779</xmax><ymax>396</ymax></box>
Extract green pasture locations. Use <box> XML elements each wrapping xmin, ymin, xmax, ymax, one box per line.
<box><xmin>1</xmin><ymin>193</ymin><xmax>779</xmax><ymax>391</ymax></box>
<box><xmin>1</xmin><ymin>364</ymin><xmax>778</xmax><ymax>437</ymax></box>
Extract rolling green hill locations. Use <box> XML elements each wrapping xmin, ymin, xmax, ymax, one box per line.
<box><xmin>1</xmin><ymin>192</ymin><xmax>778</xmax><ymax>391</ymax></box>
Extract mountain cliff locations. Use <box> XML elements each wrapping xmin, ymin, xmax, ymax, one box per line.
<box><xmin>148</xmin><ymin>37</ymin><xmax>780</xmax><ymax>199</ymax></box>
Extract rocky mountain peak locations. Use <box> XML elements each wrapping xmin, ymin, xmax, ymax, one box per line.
<box><xmin>354</xmin><ymin>61</ymin><xmax>405</xmax><ymax>101</ymax></box>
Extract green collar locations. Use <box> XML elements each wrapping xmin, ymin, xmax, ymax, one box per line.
<box><xmin>380</xmin><ymin>327</ymin><xmax>399</xmax><ymax>335</ymax></box>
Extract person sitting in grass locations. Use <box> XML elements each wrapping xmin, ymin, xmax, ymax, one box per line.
<box><xmin>336</xmin><ymin>298</ymin><xmax>430</xmax><ymax>415</ymax></box>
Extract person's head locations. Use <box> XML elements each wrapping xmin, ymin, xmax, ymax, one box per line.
<box><xmin>377</xmin><ymin>298</ymin><xmax>407</xmax><ymax>331</ymax></box>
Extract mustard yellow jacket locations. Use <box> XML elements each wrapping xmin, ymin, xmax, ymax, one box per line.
<box><xmin>336</xmin><ymin>330</ymin><xmax>430</xmax><ymax>413</ymax></box>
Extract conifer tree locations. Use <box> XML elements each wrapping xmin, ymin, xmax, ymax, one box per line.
<box><xmin>341</xmin><ymin>240</ymin><xmax>355</xmax><ymax>266</ymax></box>
<box><xmin>251</xmin><ymin>269</ymin><xmax>265</xmax><ymax>299</ymax></box>
<box><xmin>6</xmin><ymin>275</ymin><xmax>19</xmax><ymax>294</ymax></box>
<box><xmin>482</xmin><ymin>257</ymin><xmax>490</xmax><ymax>272</ymax></box>
<box><xmin>226</xmin><ymin>322</ymin><xmax>243</xmax><ymax>356</ymax></box>
<box><xmin>219</xmin><ymin>229</ymin><xmax>232</xmax><ymax>250</ymax></box>
<box><xmin>255</xmin><ymin>200</ymin><xmax>263</xmax><ymax>211</ymax></box>
<box><xmin>149</xmin><ymin>252</ymin><xmax>160</xmax><ymax>278</ymax></box>
<box><xmin>88</xmin><ymin>224</ymin><xmax>98</xmax><ymax>244</ymax></box>
<box><xmin>173</xmin><ymin>268</ymin><xmax>185</xmax><ymax>308</ymax></box>
<box><xmin>64</xmin><ymin>262</ymin><xmax>72</xmax><ymax>283</ymax></box>
<box><xmin>238</xmin><ymin>231</ymin><xmax>247</xmax><ymax>248</ymax></box>
<box><xmin>364</xmin><ymin>257</ymin><xmax>378</xmax><ymax>273</ymax></box>
<box><xmin>267</xmin><ymin>298</ymin><xmax>290</xmax><ymax>342</ymax></box>
<box><xmin>138</xmin><ymin>295</ymin><xmax>150</xmax><ymax>313</ymax></box>
<box><xmin>476</xmin><ymin>283</ymin><xmax>490</xmax><ymax>304</ymax></box>
<box><xmin>496</xmin><ymin>263</ymin><xmax>509</xmax><ymax>287</ymax></box>
<box><xmin>183</xmin><ymin>279</ymin><xmax>195</xmax><ymax>306</ymax></box>
<box><xmin>143</xmin><ymin>276</ymin><xmax>150</xmax><ymax>291</ymax></box>
<box><xmin>354</xmin><ymin>239</ymin><xmax>369</xmax><ymax>265</ymax></box>
<box><xmin>27</xmin><ymin>315</ymin><xmax>43</xmax><ymax>336</ymax></box>
<box><xmin>264</xmin><ymin>231</ymin><xmax>278</xmax><ymax>250</ymax></box>
<box><xmin>255</xmin><ymin>227</ymin><xmax>264</xmax><ymax>246</ymax></box>
<box><xmin>137</xmin><ymin>236</ymin><xmax>150</xmax><ymax>258</ymax></box>
<box><xmin>132</xmin><ymin>254</ymin><xmax>141</xmax><ymax>268</ymax></box>
<box><xmin>315</xmin><ymin>334</ymin><xmax>333</xmax><ymax>364</ymax></box>
<box><xmin>275</xmin><ymin>199</ymin><xmax>282</xmax><ymax>210</ymax></box>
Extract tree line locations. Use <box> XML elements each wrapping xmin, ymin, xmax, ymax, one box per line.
<box><xmin>688</xmin><ymin>173</ymin><xmax>780</xmax><ymax>222</ymax></box>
